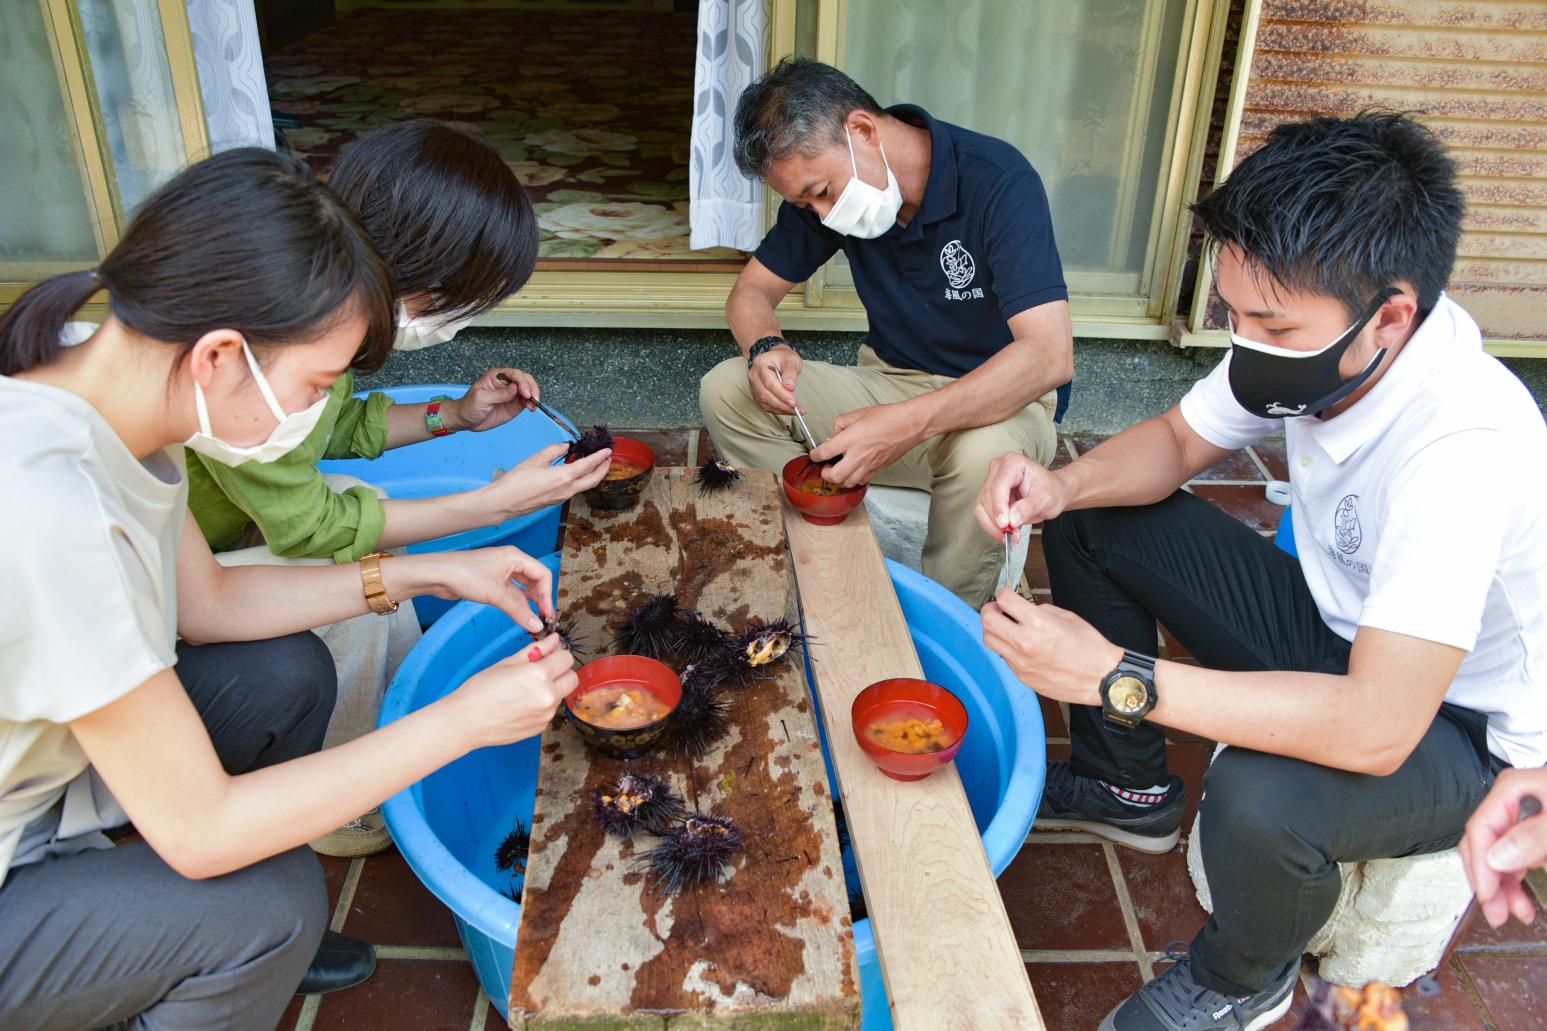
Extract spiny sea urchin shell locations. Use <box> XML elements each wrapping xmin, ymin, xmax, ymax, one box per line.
<box><xmin>672</xmin><ymin>610</ymin><xmax>731</xmax><ymax>666</ymax></box>
<box><xmin>738</xmin><ymin>617</ymin><xmax>807</xmax><ymax>668</ymax></box>
<box><xmin>614</xmin><ymin>592</ymin><xmax>680</xmax><ymax>660</ymax></box>
<box><xmin>494</xmin><ymin>818</ymin><xmax>530</xmax><ymax>873</ymax></box>
<box><xmin>566</xmin><ymin>424</ymin><xmax>613</xmax><ymax>461</ymax></box>
<box><xmin>694</xmin><ymin>457</ymin><xmax>740</xmax><ymax>495</ymax></box>
<box><xmin>671</xmin><ymin>664</ymin><xmax>732</xmax><ymax>759</ymax></box>
<box><xmin>637</xmin><ymin>813</ymin><xmax>742</xmax><ymax>894</ymax></box>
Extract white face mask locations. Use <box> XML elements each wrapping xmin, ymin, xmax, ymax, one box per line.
<box><xmin>184</xmin><ymin>339</ymin><xmax>328</xmax><ymax>465</ymax></box>
<box><xmin>395</xmin><ymin>303</ymin><xmax>474</xmax><ymax>351</ymax></box>
<box><xmin>820</xmin><ymin>126</ymin><xmax>903</xmax><ymax>239</ymax></box>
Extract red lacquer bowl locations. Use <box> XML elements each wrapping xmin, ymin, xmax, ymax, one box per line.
<box><xmin>564</xmin><ymin>654</ymin><xmax>682</xmax><ymax>759</ymax></box>
<box><xmin>850</xmin><ymin>678</ymin><xmax>969</xmax><ymax>782</ymax></box>
<box><xmin>782</xmin><ymin>455</ymin><xmax>866</xmax><ymax>526</ymax></box>
<box><xmin>570</xmin><ymin>436</ymin><xmax>655</xmax><ymax>511</ymax></box>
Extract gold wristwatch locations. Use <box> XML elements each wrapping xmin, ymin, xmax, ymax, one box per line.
<box><xmin>360</xmin><ymin>551</ymin><xmax>399</xmax><ymax>615</ymax></box>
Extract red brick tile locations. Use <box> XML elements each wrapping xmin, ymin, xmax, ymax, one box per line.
<box><xmin>1165</xmin><ymin>740</ymin><xmax>1218</xmax><ymax>831</ymax></box>
<box><xmin>1455</xmin><ymin>953</ymin><xmax>1543</xmax><ymax>1029</ymax></box>
<box><xmin>276</xmin><ymin>994</ymin><xmax>305</xmax><ymax>1031</ymax></box>
<box><xmin>1067</xmin><ymin>434</ymin><xmax>1110</xmax><ymax>458</ymax></box>
<box><xmin>1191</xmin><ymin>449</ymin><xmax>1266</xmax><ymax>482</ymax></box>
<box><xmin>1116</xmin><ymin>847</ymin><xmax>1208</xmax><ymax>951</ymax></box>
<box><xmin>999</xmin><ymin>841</ymin><xmax>1130</xmax><ymax>950</ymax></box>
<box><xmin>696</xmin><ymin>427</ymin><xmax>720</xmax><ymax>464</ymax></box>
<box><xmin>1024</xmin><ymin>961</ymin><xmax>1143</xmax><ymax>1029</ymax></box>
<box><xmin>1038</xmin><ymin>692</ymin><xmax>1067</xmax><ymax>738</ymax></box>
<box><xmin>339</xmin><ymin>847</ymin><xmax>462</xmax><ymax>948</ymax></box>
<box><xmin>1050</xmin><ymin>437</ymin><xmax>1076</xmax><ymax>470</ymax></box>
<box><xmin>1250</xmin><ymin>438</ymin><xmax>1289</xmax><ymax>480</ymax></box>
<box><xmin>1400</xmin><ymin>959</ymin><xmax>1491</xmax><ymax>1030</ymax></box>
<box><xmin>311</xmin><ymin>959</ymin><xmax>479</xmax><ymax>1031</ymax></box>
<box><xmin>320</xmin><ymin>854</ymin><xmax>352</xmax><ymax>917</ymax></box>
<box><xmin>1023</xmin><ymin>531</ymin><xmax>1051</xmax><ymax>591</ymax></box>
<box><xmin>610</xmin><ymin>428</ymin><xmax>690</xmax><ymax>467</ymax></box>
<box><xmin>1458</xmin><ymin>901</ymin><xmax>1547</xmax><ymax>951</ymax></box>
<box><xmin>1190</xmin><ymin>484</ymin><xmax>1284</xmax><ymax>532</ymax></box>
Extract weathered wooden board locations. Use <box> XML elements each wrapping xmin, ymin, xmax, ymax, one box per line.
<box><xmin>510</xmin><ymin>467</ymin><xmax>860</xmax><ymax>1029</ymax></box>
<box><xmin>782</xmin><ymin>497</ymin><xmax>1044</xmax><ymax>1031</ymax></box>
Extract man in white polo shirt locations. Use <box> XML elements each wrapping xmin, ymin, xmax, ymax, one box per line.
<box><xmin>972</xmin><ymin>112</ymin><xmax>1547</xmax><ymax>1031</ymax></box>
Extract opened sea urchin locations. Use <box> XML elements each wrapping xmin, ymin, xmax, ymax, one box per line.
<box><xmin>694</xmin><ymin>457</ymin><xmax>740</xmax><ymax>495</ymax></box>
<box><xmin>592</xmin><ymin>773</ymin><xmax>687</xmax><ymax>838</ymax></box>
<box><xmin>566</xmin><ymin>424</ymin><xmax>613</xmax><ymax>461</ymax></box>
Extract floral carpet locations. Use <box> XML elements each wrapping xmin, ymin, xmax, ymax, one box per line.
<box><xmin>265</xmin><ymin>7</ymin><xmax>745</xmax><ymax>261</ymax></box>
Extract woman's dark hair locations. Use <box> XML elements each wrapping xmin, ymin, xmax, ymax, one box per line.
<box><xmin>0</xmin><ymin>147</ymin><xmax>395</xmax><ymax>378</ymax></box>
<box><xmin>733</xmin><ymin>57</ymin><xmax>886</xmax><ymax>179</ymax></box>
<box><xmin>329</xmin><ymin>119</ymin><xmax>537</xmax><ymax>323</ymax></box>
<box><xmin>1192</xmin><ymin>110</ymin><xmax>1465</xmax><ymax>317</ymax></box>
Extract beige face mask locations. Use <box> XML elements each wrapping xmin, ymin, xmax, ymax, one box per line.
<box><xmin>395</xmin><ymin>303</ymin><xmax>474</xmax><ymax>351</ymax></box>
<box><xmin>183</xmin><ymin>339</ymin><xmax>327</xmax><ymax>465</ymax></box>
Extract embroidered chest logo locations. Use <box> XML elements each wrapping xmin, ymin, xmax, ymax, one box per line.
<box><xmin>940</xmin><ymin>239</ymin><xmax>976</xmax><ymax>289</ymax></box>
<box><xmin>1334</xmin><ymin>494</ymin><xmax>1362</xmax><ymax>554</ymax></box>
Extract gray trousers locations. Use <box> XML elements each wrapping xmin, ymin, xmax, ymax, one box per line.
<box><xmin>0</xmin><ymin>632</ymin><xmax>337</xmax><ymax>1031</ymax></box>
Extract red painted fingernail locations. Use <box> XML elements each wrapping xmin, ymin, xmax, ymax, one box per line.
<box><xmin>527</xmin><ymin>646</ymin><xmax>542</xmax><ymax>660</ymax></box>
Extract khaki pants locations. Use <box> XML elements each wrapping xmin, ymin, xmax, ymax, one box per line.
<box><xmin>700</xmin><ymin>345</ymin><xmax>1057</xmax><ymax>607</ymax></box>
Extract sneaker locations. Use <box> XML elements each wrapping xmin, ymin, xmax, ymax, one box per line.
<box><xmin>1037</xmin><ymin>761</ymin><xmax>1184</xmax><ymax>853</ymax></box>
<box><xmin>1099</xmin><ymin>951</ymin><xmax>1298</xmax><ymax>1031</ymax></box>
<box><xmin>310</xmin><ymin>807</ymin><xmax>392</xmax><ymax>858</ymax></box>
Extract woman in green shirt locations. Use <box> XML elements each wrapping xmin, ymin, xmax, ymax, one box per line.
<box><xmin>184</xmin><ymin>121</ymin><xmax>610</xmax><ymax>857</ymax></box>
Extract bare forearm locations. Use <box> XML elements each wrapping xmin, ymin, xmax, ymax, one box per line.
<box><xmin>1150</xmin><ymin>660</ymin><xmax>1426</xmax><ymax>776</ymax></box>
<box><xmin>375</xmin><ymin>490</ymin><xmax>504</xmax><ymax>551</ymax></box>
<box><xmin>185</xmin><ymin>552</ymin><xmax>445</xmax><ymax>642</ymax></box>
<box><xmin>910</xmin><ymin>340</ymin><xmax>1064</xmax><ymax>435</ymax></box>
<box><xmin>195</xmin><ymin>700</ymin><xmax>469</xmax><ymax>875</ymax></box>
<box><xmin>384</xmin><ymin>401</ymin><xmax>436</xmax><ymax>448</ymax></box>
<box><xmin>1056</xmin><ymin>415</ymin><xmax>1196</xmax><ymax>511</ymax></box>
<box><xmin>725</xmin><ymin>282</ymin><xmax>786</xmax><ymax>356</ymax></box>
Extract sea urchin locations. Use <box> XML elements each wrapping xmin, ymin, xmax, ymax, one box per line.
<box><xmin>671</xmin><ymin>664</ymin><xmax>732</xmax><ymax>759</ymax></box>
<box><xmin>672</xmin><ymin>610</ymin><xmax>731</xmax><ymax>666</ymax></box>
<box><xmin>638</xmin><ymin>813</ymin><xmax>742</xmax><ymax>894</ymax></box>
<box><xmin>592</xmin><ymin>773</ymin><xmax>687</xmax><ymax>838</ymax></box>
<box><xmin>566</xmin><ymin>424</ymin><xmax>613</xmax><ymax>462</ymax></box>
<box><xmin>614</xmin><ymin>592</ymin><xmax>681</xmax><ymax>659</ymax></box>
<box><xmin>694</xmin><ymin>457</ymin><xmax>741</xmax><ymax>495</ymax></box>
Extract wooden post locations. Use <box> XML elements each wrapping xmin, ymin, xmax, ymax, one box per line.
<box><xmin>782</xmin><ymin>498</ymin><xmax>1044</xmax><ymax>1031</ymax></box>
<box><xmin>509</xmin><ymin>468</ymin><xmax>860</xmax><ymax>1029</ymax></box>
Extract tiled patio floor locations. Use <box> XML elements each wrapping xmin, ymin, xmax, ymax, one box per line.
<box><xmin>279</xmin><ymin>431</ymin><xmax>1546</xmax><ymax>1031</ymax></box>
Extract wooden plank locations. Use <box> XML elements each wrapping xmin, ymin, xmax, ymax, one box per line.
<box><xmin>781</xmin><ymin>499</ymin><xmax>1044</xmax><ymax>1031</ymax></box>
<box><xmin>510</xmin><ymin>468</ymin><xmax>859</xmax><ymax>1029</ymax></box>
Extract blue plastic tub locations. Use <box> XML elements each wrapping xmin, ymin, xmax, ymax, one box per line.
<box><xmin>318</xmin><ymin>384</ymin><xmax>569</xmax><ymax>624</ymax></box>
<box><xmin>380</xmin><ymin>559</ymin><xmax>1046</xmax><ymax>1026</ymax></box>
<box><xmin>1275</xmin><ymin>504</ymin><xmax>1298</xmax><ymax>557</ymax></box>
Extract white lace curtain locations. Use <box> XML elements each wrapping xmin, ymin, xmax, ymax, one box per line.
<box><xmin>689</xmin><ymin>0</ymin><xmax>769</xmax><ymax>252</ymax></box>
<box><xmin>185</xmin><ymin>0</ymin><xmax>274</xmax><ymax>153</ymax></box>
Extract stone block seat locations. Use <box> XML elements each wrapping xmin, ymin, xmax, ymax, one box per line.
<box><xmin>1186</xmin><ymin>744</ymin><xmax>1473</xmax><ymax>988</ymax></box>
<box><xmin>864</xmin><ymin>484</ymin><xmax>1030</xmax><ymax>583</ymax></box>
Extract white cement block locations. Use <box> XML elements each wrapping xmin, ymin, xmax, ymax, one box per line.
<box><xmin>864</xmin><ymin>484</ymin><xmax>1030</xmax><ymax>578</ymax></box>
<box><xmin>1186</xmin><ymin>749</ymin><xmax>1472</xmax><ymax>988</ymax></box>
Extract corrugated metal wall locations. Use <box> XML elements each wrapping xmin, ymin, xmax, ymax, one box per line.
<box><xmin>1198</xmin><ymin>0</ymin><xmax>1546</xmax><ymax>345</ymax></box>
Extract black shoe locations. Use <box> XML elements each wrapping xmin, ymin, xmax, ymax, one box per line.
<box><xmin>1036</xmin><ymin>761</ymin><xmax>1184</xmax><ymax>853</ymax></box>
<box><xmin>1099</xmin><ymin>949</ymin><xmax>1297</xmax><ymax>1030</ymax></box>
<box><xmin>297</xmin><ymin>931</ymin><xmax>377</xmax><ymax>995</ymax></box>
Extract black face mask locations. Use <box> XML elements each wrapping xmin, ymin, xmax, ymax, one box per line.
<box><xmin>1227</xmin><ymin>287</ymin><xmax>1398</xmax><ymax>419</ymax></box>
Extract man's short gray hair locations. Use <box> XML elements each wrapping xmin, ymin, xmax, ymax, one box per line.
<box><xmin>732</xmin><ymin>57</ymin><xmax>885</xmax><ymax>179</ymax></box>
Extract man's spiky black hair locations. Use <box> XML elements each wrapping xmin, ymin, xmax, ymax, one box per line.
<box><xmin>1191</xmin><ymin>111</ymin><xmax>1464</xmax><ymax>318</ymax></box>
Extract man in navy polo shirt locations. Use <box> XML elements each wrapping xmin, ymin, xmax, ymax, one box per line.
<box><xmin>699</xmin><ymin>57</ymin><xmax>1073</xmax><ymax>606</ymax></box>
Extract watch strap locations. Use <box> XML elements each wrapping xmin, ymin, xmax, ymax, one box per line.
<box><xmin>1120</xmin><ymin>650</ymin><xmax>1157</xmax><ymax>675</ymax></box>
<box><xmin>360</xmin><ymin>550</ymin><xmax>399</xmax><ymax>615</ymax></box>
<box><xmin>747</xmin><ymin>336</ymin><xmax>791</xmax><ymax>366</ymax></box>
<box><xmin>424</xmin><ymin>395</ymin><xmax>453</xmax><ymax>437</ymax></box>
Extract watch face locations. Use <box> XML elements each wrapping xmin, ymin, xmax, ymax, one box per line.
<box><xmin>1108</xmin><ymin>675</ymin><xmax>1148</xmax><ymax>714</ymax></box>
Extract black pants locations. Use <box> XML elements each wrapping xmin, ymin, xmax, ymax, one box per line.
<box><xmin>0</xmin><ymin>633</ymin><xmax>336</xmax><ymax>1030</ymax></box>
<box><xmin>1042</xmin><ymin>491</ymin><xmax>1499</xmax><ymax>995</ymax></box>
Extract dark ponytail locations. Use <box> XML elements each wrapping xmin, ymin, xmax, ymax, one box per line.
<box><xmin>0</xmin><ymin>270</ymin><xmax>102</xmax><ymax>376</ymax></box>
<box><xmin>0</xmin><ymin>147</ymin><xmax>397</xmax><ymax>378</ymax></box>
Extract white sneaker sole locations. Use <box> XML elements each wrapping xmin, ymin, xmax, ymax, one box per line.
<box><xmin>1096</xmin><ymin>979</ymin><xmax>1294</xmax><ymax>1031</ymax></box>
<box><xmin>1035</xmin><ymin>816</ymin><xmax>1181</xmax><ymax>854</ymax></box>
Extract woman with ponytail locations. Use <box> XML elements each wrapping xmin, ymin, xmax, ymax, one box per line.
<box><xmin>0</xmin><ymin>148</ymin><xmax>578</xmax><ymax>1030</ymax></box>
